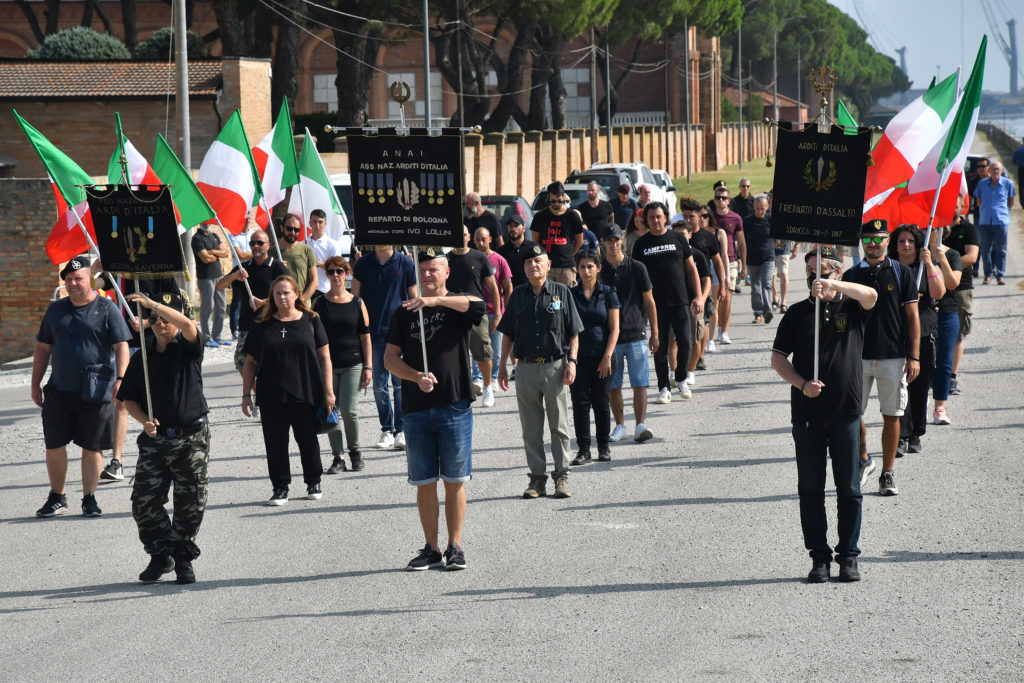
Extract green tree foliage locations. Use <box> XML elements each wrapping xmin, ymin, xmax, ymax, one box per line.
<box><xmin>26</xmin><ymin>26</ymin><xmax>131</xmax><ymax>60</ymax></box>
<box><xmin>132</xmin><ymin>28</ymin><xmax>211</xmax><ymax>60</ymax></box>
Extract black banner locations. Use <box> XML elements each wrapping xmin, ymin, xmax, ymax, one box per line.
<box><xmin>770</xmin><ymin>123</ymin><xmax>871</xmax><ymax>248</ymax></box>
<box><xmin>346</xmin><ymin>128</ymin><xmax>464</xmax><ymax>248</ymax></box>
<box><xmin>87</xmin><ymin>185</ymin><xmax>183</xmax><ymax>275</ymax></box>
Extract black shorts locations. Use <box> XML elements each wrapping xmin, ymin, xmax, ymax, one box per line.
<box><xmin>41</xmin><ymin>386</ymin><xmax>115</xmax><ymax>451</ymax></box>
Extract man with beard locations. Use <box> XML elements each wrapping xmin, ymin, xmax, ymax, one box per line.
<box><xmin>279</xmin><ymin>213</ymin><xmax>319</xmax><ymax>303</ymax></box>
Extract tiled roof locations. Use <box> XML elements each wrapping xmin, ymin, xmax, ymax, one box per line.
<box><xmin>0</xmin><ymin>60</ymin><xmax>222</xmax><ymax>99</ymax></box>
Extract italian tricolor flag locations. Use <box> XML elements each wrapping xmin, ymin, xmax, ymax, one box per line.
<box><xmin>863</xmin><ymin>71</ymin><xmax>959</xmax><ymax>199</ymax></box>
<box><xmin>899</xmin><ymin>38</ymin><xmax>986</xmax><ymax>228</ymax></box>
<box><xmin>197</xmin><ymin>110</ymin><xmax>262</xmax><ymax>234</ymax></box>
<box><xmin>13</xmin><ymin>109</ymin><xmax>97</xmax><ymax>265</ymax></box>
<box><xmin>286</xmin><ymin>128</ymin><xmax>349</xmax><ymax>241</ymax></box>
<box><xmin>252</xmin><ymin>97</ymin><xmax>299</xmax><ymax>228</ymax></box>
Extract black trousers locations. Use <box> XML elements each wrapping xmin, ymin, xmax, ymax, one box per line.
<box><xmin>900</xmin><ymin>334</ymin><xmax>936</xmax><ymax>440</ymax></box>
<box><xmin>654</xmin><ymin>303</ymin><xmax>691</xmax><ymax>390</ymax></box>
<box><xmin>570</xmin><ymin>355</ymin><xmax>614</xmax><ymax>451</ymax></box>
<box><xmin>259</xmin><ymin>401</ymin><xmax>323</xmax><ymax>489</ymax></box>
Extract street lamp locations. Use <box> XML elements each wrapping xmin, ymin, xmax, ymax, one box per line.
<box><xmin>773</xmin><ymin>15</ymin><xmax>805</xmax><ymax>122</ymax></box>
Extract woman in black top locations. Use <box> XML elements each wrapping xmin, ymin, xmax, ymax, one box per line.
<box><xmin>888</xmin><ymin>225</ymin><xmax>945</xmax><ymax>453</ymax></box>
<box><xmin>242</xmin><ymin>275</ymin><xmax>334</xmax><ymax>506</ymax></box>
<box><xmin>313</xmin><ymin>256</ymin><xmax>371</xmax><ymax>474</ymax></box>
<box><xmin>569</xmin><ymin>249</ymin><xmax>621</xmax><ymax>464</ymax></box>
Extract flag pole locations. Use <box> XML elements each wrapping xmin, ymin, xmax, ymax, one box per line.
<box><xmin>214</xmin><ymin>219</ymin><xmax>256</xmax><ymax>308</ymax></box>
<box><xmin>813</xmin><ymin>243</ymin><xmax>821</xmax><ymax>382</ymax></box>
<box><xmin>411</xmin><ymin>246</ymin><xmax>430</xmax><ymax>379</ymax></box>
<box><xmin>260</xmin><ymin>194</ymin><xmax>285</xmax><ymax>261</ymax></box>
<box><xmin>916</xmin><ymin>159</ymin><xmax>952</xmax><ymax>289</ymax></box>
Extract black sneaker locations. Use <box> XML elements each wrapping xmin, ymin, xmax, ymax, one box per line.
<box><xmin>807</xmin><ymin>559</ymin><xmax>830</xmax><ymax>583</ymax></box>
<box><xmin>879</xmin><ymin>471</ymin><xmax>899</xmax><ymax>496</ymax></box>
<box><xmin>908</xmin><ymin>436</ymin><xmax>923</xmax><ymax>454</ymax></box>
<box><xmin>350</xmin><ymin>449</ymin><xmax>364</xmax><ymax>471</ymax></box>
<box><xmin>81</xmin><ymin>494</ymin><xmax>102</xmax><ymax>517</ymax></box>
<box><xmin>325</xmin><ymin>455</ymin><xmax>347</xmax><ymax>474</ymax></box>
<box><xmin>100</xmin><ymin>459</ymin><xmax>125</xmax><ymax>481</ymax></box>
<box><xmin>571</xmin><ymin>449</ymin><xmax>591</xmax><ymax>466</ymax></box>
<box><xmin>139</xmin><ymin>555</ymin><xmax>174</xmax><ymax>582</ymax></box>
<box><xmin>174</xmin><ymin>558</ymin><xmax>196</xmax><ymax>584</ymax></box>
<box><xmin>444</xmin><ymin>543</ymin><xmax>467</xmax><ymax>571</ymax></box>
<box><xmin>764</xmin><ymin>310</ymin><xmax>774</xmax><ymax>324</ymax></box>
<box><xmin>896</xmin><ymin>438</ymin><xmax>909</xmax><ymax>458</ymax></box>
<box><xmin>597</xmin><ymin>446</ymin><xmax>611</xmax><ymax>462</ymax></box>
<box><xmin>307</xmin><ymin>483</ymin><xmax>323</xmax><ymax>500</ymax></box>
<box><xmin>266</xmin><ymin>488</ymin><xmax>288</xmax><ymax>506</ymax></box>
<box><xmin>36</xmin><ymin>491</ymin><xmax>68</xmax><ymax>518</ymax></box>
<box><xmin>406</xmin><ymin>543</ymin><xmax>443</xmax><ymax>571</ymax></box>
<box><xmin>695</xmin><ymin>357</ymin><xmax>707</xmax><ymax>371</ymax></box>
<box><xmin>838</xmin><ymin>557</ymin><xmax>861</xmax><ymax>582</ymax></box>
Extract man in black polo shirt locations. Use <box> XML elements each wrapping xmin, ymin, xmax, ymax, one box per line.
<box><xmin>498</xmin><ymin>247</ymin><xmax>583</xmax><ymax>499</ymax></box>
<box><xmin>532</xmin><ymin>181</ymin><xmax>584</xmax><ymax>286</ymax></box>
<box><xmin>772</xmin><ymin>250</ymin><xmax>877</xmax><ymax>583</ymax></box>
<box><xmin>631</xmin><ymin>201</ymin><xmax>702</xmax><ymax>403</ymax></box>
<box><xmin>601</xmin><ymin>226</ymin><xmax>658</xmax><ymax>443</ymax></box>
<box><xmin>843</xmin><ymin>220</ymin><xmax>920</xmax><ymax>497</ymax></box>
<box><xmin>118</xmin><ymin>291</ymin><xmax>209</xmax><ymax>585</ymax></box>
<box><xmin>578</xmin><ymin>181</ymin><xmax>615</xmax><ymax>239</ymax></box>
<box><xmin>217</xmin><ymin>229</ymin><xmax>289</xmax><ymax>379</ymax></box>
<box><xmin>943</xmin><ymin>196</ymin><xmax>980</xmax><ymax>396</ymax></box>
<box><xmin>497</xmin><ymin>215</ymin><xmax>539</xmax><ymax>290</ymax></box>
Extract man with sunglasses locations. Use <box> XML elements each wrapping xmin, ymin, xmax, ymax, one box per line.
<box><xmin>217</xmin><ymin>229</ymin><xmax>290</xmax><ymax>378</ymax></box>
<box><xmin>729</xmin><ymin>178</ymin><xmax>755</xmax><ymax>219</ymax></box>
<box><xmin>279</xmin><ymin>214</ymin><xmax>319</xmax><ymax>303</ymax></box>
<box><xmin>843</xmin><ymin>220</ymin><xmax>920</xmax><ymax>497</ymax></box>
<box><xmin>532</xmin><ymin>181</ymin><xmax>584</xmax><ymax>286</ymax></box>
<box><xmin>712</xmin><ymin>186</ymin><xmax>745</xmax><ymax>342</ymax></box>
<box><xmin>967</xmin><ymin>158</ymin><xmax>988</xmax><ymax>231</ymax></box>
<box><xmin>118</xmin><ymin>291</ymin><xmax>208</xmax><ymax>585</ymax></box>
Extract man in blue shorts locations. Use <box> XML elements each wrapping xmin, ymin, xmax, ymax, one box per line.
<box><xmin>384</xmin><ymin>250</ymin><xmax>485</xmax><ymax>571</ymax></box>
<box><xmin>600</xmin><ymin>226</ymin><xmax>658</xmax><ymax>442</ymax></box>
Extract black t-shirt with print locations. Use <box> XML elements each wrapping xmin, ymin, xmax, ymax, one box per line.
<box><xmin>632</xmin><ymin>230</ymin><xmax>694</xmax><ymax>308</ymax></box>
<box><xmin>773</xmin><ymin>295</ymin><xmax>870</xmax><ymax>424</ymax></box>
<box><xmin>386</xmin><ymin>297</ymin><xmax>486</xmax><ymax>415</ymax></box>
<box><xmin>532</xmin><ymin>208</ymin><xmax>584</xmax><ymax>268</ymax></box>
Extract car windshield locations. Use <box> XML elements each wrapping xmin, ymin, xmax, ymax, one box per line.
<box><xmin>568</xmin><ymin>175</ymin><xmax>620</xmax><ymax>199</ymax></box>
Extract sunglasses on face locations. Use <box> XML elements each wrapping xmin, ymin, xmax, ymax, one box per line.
<box><xmin>326</xmin><ymin>268</ymin><xmax>347</xmax><ymax>276</ymax></box>
<box><xmin>250</xmin><ymin>240</ymin><xmax>267</xmax><ymax>246</ymax></box>
<box><xmin>549</xmin><ymin>200</ymin><xmax>565</xmax><ymax>206</ymax></box>
<box><xmin>149</xmin><ymin>315</ymin><xmax>172</xmax><ymax>325</ymax></box>
<box><xmin>862</xmin><ymin>236</ymin><xmax>887</xmax><ymax>245</ymax></box>
<box><xmin>740</xmin><ymin>184</ymin><xmax>750</xmax><ymax>189</ymax></box>
<box><xmin>700</xmin><ymin>214</ymin><xmax>710</xmax><ymax>219</ymax></box>
<box><xmin>284</xmin><ymin>226</ymin><xmax>301</xmax><ymax>233</ymax></box>
<box><xmin>715</xmin><ymin>196</ymin><xmax>730</xmax><ymax>201</ymax></box>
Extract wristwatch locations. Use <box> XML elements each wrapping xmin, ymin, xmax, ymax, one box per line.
<box><xmin>567</xmin><ymin>358</ymin><xmax>578</xmax><ymax>365</ymax></box>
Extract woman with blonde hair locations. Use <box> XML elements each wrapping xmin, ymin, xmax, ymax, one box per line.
<box><xmin>242</xmin><ymin>275</ymin><xmax>334</xmax><ymax>506</ymax></box>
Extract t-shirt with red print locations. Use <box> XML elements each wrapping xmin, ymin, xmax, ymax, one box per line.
<box><xmin>531</xmin><ymin>208</ymin><xmax>584</xmax><ymax>268</ymax></box>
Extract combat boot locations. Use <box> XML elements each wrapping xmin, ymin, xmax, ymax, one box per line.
<box><xmin>139</xmin><ymin>554</ymin><xmax>174</xmax><ymax>582</ymax></box>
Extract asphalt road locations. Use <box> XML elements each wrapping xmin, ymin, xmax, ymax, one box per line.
<box><xmin>1</xmin><ymin>140</ymin><xmax>1022</xmax><ymax>680</ymax></box>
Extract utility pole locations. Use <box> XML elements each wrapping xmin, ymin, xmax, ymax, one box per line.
<box><xmin>590</xmin><ymin>27</ymin><xmax>599</xmax><ymax>162</ymax></box>
<box><xmin>605</xmin><ymin>30</ymin><xmax>612</xmax><ymax>163</ymax></box>
<box><xmin>1009</xmin><ymin>19</ymin><xmax>1019</xmax><ymax>96</ymax></box>
<box><xmin>174</xmin><ymin>0</ymin><xmax>194</xmax><ymax>290</ymax></box>
<box><xmin>737</xmin><ymin>21</ymin><xmax>743</xmax><ymax>170</ymax></box>
<box><xmin>684</xmin><ymin>18</ymin><xmax>691</xmax><ymax>183</ymax></box>
<box><xmin>423</xmin><ymin>0</ymin><xmax>432</xmax><ymax>127</ymax></box>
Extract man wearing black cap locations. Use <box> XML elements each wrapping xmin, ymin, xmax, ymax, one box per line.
<box><xmin>32</xmin><ymin>255</ymin><xmax>132</xmax><ymax>518</ymax></box>
<box><xmin>497</xmin><ymin>215</ymin><xmax>539</xmax><ymax>290</ymax></box>
<box><xmin>498</xmin><ymin>245</ymin><xmax>584</xmax><ymax>499</ymax></box>
<box><xmin>609</xmin><ymin>183</ymin><xmax>638</xmax><ymax>230</ymax></box>
<box><xmin>843</xmin><ymin>219</ymin><xmax>920</xmax><ymax>497</ymax></box>
<box><xmin>117</xmin><ymin>290</ymin><xmax>208</xmax><ymax>584</ymax></box>
<box><xmin>384</xmin><ymin>250</ymin><xmax>485</xmax><ymax>570</ymax></box>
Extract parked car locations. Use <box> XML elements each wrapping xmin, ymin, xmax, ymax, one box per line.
<box><xmin>530</xmin><ymin>183</ymin><xmax>609</xmax><ymax>212</ymax></box>
<box><xmin>481</xmin><ymin>194</ymin><xmax>534</xmax><ymax>231</ymax></box>
<box><xmin>589</xmin><ymin>162</ymin><xmax>670</xmax><ymax>207</ymax></box>
<box><xmin>652</xmin><ymin>169</ymin><xmax>678</xmax><ymax>214</ymax></box>
<box><xmin>565</xmin><ymin>170</ymin><xmax>637</xmax><ymax>203</ymax></box>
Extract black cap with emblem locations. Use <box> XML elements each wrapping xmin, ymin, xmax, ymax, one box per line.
<box><xmin>861</xmin><ymin>219</ymin><xmax>888</xmax><ymax>235</ymax></box>
<box><xmin>416</xmin><ymin>247</ymin><xmax>445</xmax><ymax>263</ymax></box>
<box><xmin>60</xmin><ymin>254</ymin><xmax>91</xmax><ymax>279</ymax></box>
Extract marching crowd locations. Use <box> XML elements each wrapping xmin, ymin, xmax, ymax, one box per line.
<box><xmin>29</xmin><ymin>161</ymin><xmax>1012</xmax><ymax>584</ymax></box>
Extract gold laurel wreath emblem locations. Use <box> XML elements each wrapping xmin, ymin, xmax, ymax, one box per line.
<box><xmin>802</xmin><ymin>159</ymin><xmax>838</xmax><ymax>192</ymax></box>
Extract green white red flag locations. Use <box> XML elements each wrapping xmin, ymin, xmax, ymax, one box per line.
<box><xmin>252</xmin><ymin>97</ymin><xmax>300</xmax><ymax>228</ymax></box>
<box><xmin>285</xmin><ymin>128</ymin><xmax>348</xmax><ymax>241</ymax></box>
<box><xmin>862</xmin><ymin>72</ymin><xmax>959</xmax><ymax>199</ymax></box>
<box><xmin>12</xmin><ymin>109</ymin><xmax>97</xmax><ymax>264</ymax></box>
<box><xmin>196</xmin><ymin>110</ymin><xmax>263</xmax><ymax>234</ymax></box>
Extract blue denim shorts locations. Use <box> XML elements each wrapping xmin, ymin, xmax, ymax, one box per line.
<box><xmin>610</xmin><ymin>339</ymin><xmax>650</xmax><ymax>390</ymax></box>
<box><xmin>403</xmin><ymin>398</ymin><xmax>473</xmax><ymax>485</ymax></box>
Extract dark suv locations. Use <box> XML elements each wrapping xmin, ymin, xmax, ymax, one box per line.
<box><xmin>565</xmin><ymin>170</ymin><xmax>637</xmax><ymax>203</ymax></box>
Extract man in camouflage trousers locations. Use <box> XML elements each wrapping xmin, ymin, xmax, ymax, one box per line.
<box><xmin>117</xmin><ymin>291</ymin><xmax>209</xmax><ymax>585</ymax></box>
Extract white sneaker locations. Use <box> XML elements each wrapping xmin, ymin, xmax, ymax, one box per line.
<box><xmin>482</xmin><ymin>385</ymin><xmax>494</xmax><ymax>407</ymax></box>
<box><xmin>677</xmin><ymin>381</ymin><xmax>692</xmax><ymax>399</ymax></box>
<box><xmin>609</xmin><ymin>424</ymin><xmax>628</xmax><ymax>442</ymax></box>
<box><xmin>393</xmin><ymin>432</ymin><xmax>406</xmax><ymax>450</ymax></box>
<box><xmin>473</xmin><ymin>379</ymin><xmax>484</xmax><ymax>396</ymax></box>
<box><xmin>719</xmin><ymin>331</ymin><xmax>732</xmax><ymax>344</ymax></box>
<box><xmin>714</xmin><ymin>331</ymin><xmax>724</xmax><ymax>343</ymax></box>
<box><xmin>656</xmin><ymin>388</ymin><xmax>672</xmax><ymax>404</ymax></box>
<box><xmin>685</xmin><ymin>371</ymin><xmax>696</xmax><ymax>386</ymax></box>
<box><xmin>634</xmin><ymin>423</ymin><xmax>653</xmax><ymax>442</ymax></box>
<box><xmin>706</xmin><ymin>339</ymin><xmax>717</xmax><ymax>353</ymax></box>
<box><xmin>376</xmin><ymin>432</ymin><xmax>395</xmax><ymax>449</ymax></box>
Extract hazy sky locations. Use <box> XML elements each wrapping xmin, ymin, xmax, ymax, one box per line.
<box><xmin>826</xmin><ymin>0</ymin><xmax>1016</xmax><ymax>94</ymax></box>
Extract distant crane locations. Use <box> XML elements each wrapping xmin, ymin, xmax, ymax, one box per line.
<box><xmin>980</xmin><ymin>0</ymin><xmax>1019</xmax><ymax>95</ymax></box>
<box><xmin>895</xmin><ymin>46</ymin><xmax>908</xmax><ymax>76</ymax></box>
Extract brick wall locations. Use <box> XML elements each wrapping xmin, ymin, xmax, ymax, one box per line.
<box><xmin>0</xmin><ymin>179</ymin><xmax>61</xmax><ymax>364</ymax></box>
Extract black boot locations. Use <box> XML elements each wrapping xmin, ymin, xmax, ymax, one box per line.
<box><xmin>139</xmin><ymin>554</ymin><xmax>174</xmax><ymax>582</ymax></box>
<box><xmin>597</xmin><ymin>444</ymin><xmax>611</xmax><ymax>461</ymax></box>
<box><xmin>571</xmin><ymin>448</ymin><xmax>592</xmax><ymax>466</ymax></box>
<box><xmin>173</xmin><ymin>552</ymin><xmax>196</xmax><ymax>584</ymax></box>
<box><xmin>325</xmin><ymin>455</ymin><xmax>347</xmax><ymax>474</ymax></box>
<box><xmin>349</xmin><ymin>448</ymin><xmax>364</xmax><ymax>471</ymax></box>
